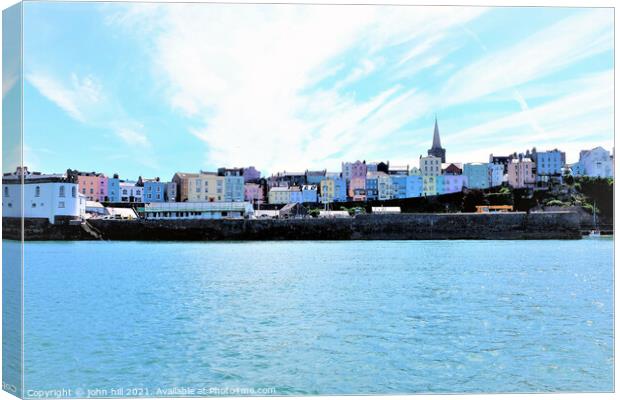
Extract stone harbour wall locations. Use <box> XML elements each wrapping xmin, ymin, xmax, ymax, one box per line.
<box><xmin>2</xmin><ymin>211</ymin><xmax>582</xmax><ymax>241</ymax></box>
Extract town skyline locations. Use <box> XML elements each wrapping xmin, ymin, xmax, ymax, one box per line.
<box><xmin>16</xmin><ymin>3</ymin><xmax>614</xmax><ymax>179</ymax></box>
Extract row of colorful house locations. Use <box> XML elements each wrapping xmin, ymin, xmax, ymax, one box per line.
<box><xmin>66</xmin><ymin>120</ymin><xmax>614</xmax><ymax>206</ymax></box>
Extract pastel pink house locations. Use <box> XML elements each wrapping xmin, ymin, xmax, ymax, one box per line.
<box><xmin>244</xmin><ymin>182</ymin><xmax>264</xmax><ymax>204</ymax></box>
<box><xmin>348</xmin><ymin>176</ymin><xmax>366</xmax><ymax>201</ymax></box>
<box><xmin>77</xmin><ymin>172</ymin><xmax>108</xmax><ymax>202</ymax></box>
<box><xmin>507</xmin><ymin>157</ymin><xmax>536</xmax><ymax>188</ymax></box>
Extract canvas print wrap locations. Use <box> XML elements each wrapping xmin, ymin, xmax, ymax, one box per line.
<box><xmin>1</xmin><ymin>1</ymin><xmax>614</xmax><ymax>398</ymax></box>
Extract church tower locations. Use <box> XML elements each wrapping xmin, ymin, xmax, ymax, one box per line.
<box><xmin>427</xmin><ymin>116</ymin><xmax>446</xmax><ymax>163</ymax></box>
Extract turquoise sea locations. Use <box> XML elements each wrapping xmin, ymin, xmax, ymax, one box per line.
<box><xmin>15</xmin><ymin>239</ymin><xmax>614</xmax><ymax>395</ymax></box>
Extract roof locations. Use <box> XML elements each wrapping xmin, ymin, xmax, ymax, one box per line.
<box><xmin>107</xmin><ymin>207</ymin><xmax>138</xmax><ymax>218</ymax></box>
<box><xmin>173</xmin><ymin>172</ymin><xmax>199</xmax><ymax>179</ymax></box>
<box><xmin>367</xmin><ymin>171</ymin><xmax>388</xmax><ymax>178</ymax></box>
<box><xmin>270</xmin><ymin>187</ymin><xmax>291</xmax><ymax>192</ymax></box>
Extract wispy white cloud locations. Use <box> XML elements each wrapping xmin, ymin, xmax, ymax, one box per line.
<box><xmin>446</xmin><ymin>70</ymin><xmax>613</xmax><ymax>164</ymax></box>
<box><xmin>26</xmin><ymin>72</ymin><xmax>102</xmax><ymax>122</ymax></box>
<box><xmin>107</xmin><ymin>4</ymin><xmax>486</xmax><ymax>173</ymax></box>
<box><xmin>115</xmin><ymin>127</ymin><xmax>150</xmax><ymax>147</ymax></box>
<box><xmin>26</xmin><ymin>70</ymin><xmax>157</xmax><ymax>169</ymax></box>
<box><xmin>441</xmin><ymin>9</ymin><xmax>613</xmax><ymax>107</ymax></box>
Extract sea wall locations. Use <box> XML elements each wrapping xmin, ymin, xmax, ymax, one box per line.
<box><xmin>3</xmin><ymin>211</ymin><xmax>582</xmax><ymax>241</ymax></box>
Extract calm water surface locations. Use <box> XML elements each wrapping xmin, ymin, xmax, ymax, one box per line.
<box><xmin>22</xmin><ymin>240</ymin><xmax>613</xmax><ymax>395</ymax></box>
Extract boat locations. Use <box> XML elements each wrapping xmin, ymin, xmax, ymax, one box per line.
<box><xmin>588</xmin><ymin>201</ymin><xmax>601</xmax><ymax>237</ymax></box>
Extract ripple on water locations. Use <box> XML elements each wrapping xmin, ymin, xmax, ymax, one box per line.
<box><xmin>22</xmin><ymin>240</ymin><xmax>613</xmax><ymax>394</ymax></box>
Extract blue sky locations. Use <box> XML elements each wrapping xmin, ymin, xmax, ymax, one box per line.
<box><xmin>20</xmin><ymin>2</ymin><xmax>613</xmax><ymax>180</ymax></box>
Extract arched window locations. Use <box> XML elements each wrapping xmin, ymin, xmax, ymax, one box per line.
<box><xmin>35</xmin><ymin>186</ymin><xmax>40</xmax><ymax>197</ymax></box>
<box><xmin>72</xmin><ymin>187</ymin><xmax>76</xmax><ymax>198</ymax></box>
<box><xmin>59</xmin><ymin>186</ymin><xmax>65</xmax><ymax>197</ymax></box>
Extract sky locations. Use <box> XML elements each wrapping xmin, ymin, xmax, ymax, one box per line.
<box><xmin>18</xmin><ymin>2</ymin><xmax>614</xmax><ymax>180</ymax></box>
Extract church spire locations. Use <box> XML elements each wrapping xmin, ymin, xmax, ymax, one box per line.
<box><xmin>427</xmin><ymin>115</ymin><xmax>446</xmax><ymax>163</ymax></box>
<box><xmin>432</xmin><ymin>116</ymin><xmax>441</xmax><ymax>149</ymax></box>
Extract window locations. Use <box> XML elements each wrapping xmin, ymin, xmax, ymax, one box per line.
<box><xmin>82</xmin><ymin>188</ymin><xmax>86</xmax><ymax>194</ymax></box>
<box><xmin>136</xmin><ymin>190</ymin><xmax>141</xmax><ymax>196</ymax></box>
<box><xmin>147</xmin><ymin>194</ymin><xmax>152</xmax><ymax>199</ymax></box>
<box><xmin>35</xmin><ymin>186</ymin><xmax>41</xmax><ymax>197</ymax></box>
<box><xmin>3</xmin><ymin>187</ymin><xmax>8</xmax><ymax>197</ymax></box>
<box><xmin>59</xmin><ymin>186</ymin><xmax>66</xmax><ymax>197</ymax></box>
<box><xmin>72</xmin><ymin>187</ymin><xmax>76</xmax><ymax>197</ymax></box>
<box><xmin>89</xmin><ymin>188</ymin><xmax>93</xmax><ymax>194</ymax></box>
<box><xmin>32</xmin><ymin>203</ymin><xmax>36</xmax><ymax>208</ymax></box>
<box><xmin>58</xmin><ymin>201</ymin><xmax>65</xmax><ymax>208</ymax></box>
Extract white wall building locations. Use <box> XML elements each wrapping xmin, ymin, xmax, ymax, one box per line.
<box><xmin>574</xmin><ymin>147</ymin><xmax>614</xmax><ymax>178</ymax></box>
<box><xmin>142</xmin><ymin>201</ymin><xmax>254</xmax><ymax>219</ymax></box>
<box><xmin>2</xmin><ymin>167</ymin><xmax>86</xmax><ymax>223</ymax></box>
<box><xmin>119</xmin><ymin>181</ymin><xmax>143</xmax><ymax>202</ymax></box>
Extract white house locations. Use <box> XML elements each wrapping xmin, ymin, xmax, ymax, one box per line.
<box><xmin>2</xmin><ymin>166</ymin><xmax>85</xmax><ymax>224</ymax></box>
<box><xmin>573</xmin><ymin>147</ymin><xmax>614</xmax><ymax>178</ymax></box>
<box><xmin>119</xmin><ymin>181</ymin><xmax>143</xmax><ymax>202</ymax></box>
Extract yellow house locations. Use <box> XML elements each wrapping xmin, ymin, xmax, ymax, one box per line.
<box><xmin>188</xmin><ymin>172</ymin><xmax>225</xmax><ymax>202</ymax></box>
<box><xmin>319</xmin><ymin>179</ymin><xmax>335</xmax><ymax>203</ymax></box>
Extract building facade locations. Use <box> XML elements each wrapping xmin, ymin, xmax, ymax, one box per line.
<box><xmin>573</xmin><ymin>147</ymin><xmax>613</xmax><ymax>178</ymax></box>
<box><xmin>348</xmin><ymin>176</ymin><xmax>366</xmax><ymax>201</ymax></box>
<box><xmin>301</xmin><ymin>185</ymin><xmax>318</xmax><ymax>203</ymax></box>
<box><xmin>77</xmin><ymin>171</ymin><xmax>108</xmax><ymax>202</ymax></box>
<box><xmin>165</xmin><ymin>182</ymin><xmax>177</xmax><ymax>202</ymax></box>
<box><xmin>119</xmin><ymin>181</ymin><xmax>143</xmax><ymax>202</ymax></box>
<box><xmin>377</xmin><ymin>174</ymin><xmax>394</xmax><ymax>200</ymax></box>
<box><xmin>107</xmin><ymin>174</ymin><xmax>121</xmax><ymax>203</ymax></box>
<box><xmin>141</xmin><ymin>201</ymin><xmax>254</xmax><ymax>220</ymax></box>
<box><xmin>488</xmin><ymin>163</ymin><xmax>504</xmax><ymax>187</ymax></box>
<box><xmin>463</xmin><ymin>163</ymin><xmax>490</xmax><ymax>189</ymax></box>
<box><xmin>438</xmin><ymin>174</ymin><xmax>468</xmax><ymax>194</ymax></box>
<box><xmin>188</xmin><ymin>172</ymin><xmax>225</xmax><ymax>202</ymax></box>
<box><xmin>143</xmin><ymin>178</ymin><xmax>166</xmax><ymax>203</ymax></box>
<box><xmin>172</xmin><ymin>172</ymin><xmax>199</xmax><ymax>202</ymax></box>
<box><xmin>507</xmin><ymin>157</ymin><xmax>536</xmax><ymax>188</ymax></box>
<box><xmin>244</xmin><ymin>182</ymin><xmax>264</xmax><ymax>204</ymax></box>
<box><xmin>268</xmin><ymin>186</ymin><xmax>291</xmax><ymax>204</ymax></box>
<box><xmin>3</xmin><ymin>167</ymin><xmax>86</xmax><ymax>223</ymax></box>
<box><xmin>219</xmin><ymin>168</ymin><xmax>244</xmax><ymax>202</ymax></box>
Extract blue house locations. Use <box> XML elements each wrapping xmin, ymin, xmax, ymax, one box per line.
<box><xmin>391</xmin><ymin>176</ymin><xmax>408</xmax><ymax>199</ymax></box>
<box><xmin>107</xmin><ymin>174</ymin><xmax>120</xmax><ymax>202</ymax></box>
<box><xmin>301</xmin><ymin>185</ymin><xmax>318</xmax><ymax>203</ymax></box>
<box><xmin>406</xmin><ymin>175</ymin><xmax>423</xmax><ymax>198</ymax></box>
<box><xmin>365</xmin><ymin>172</ymin><xmax>380</xmax><ymax>201</ymax></box>
<box><xmin>143</xmin><ymin>178</ymin><xmax>166</xmax><ymax>202</ymax></box>
<box><xmin>335</xmin><ymin>177</ymin><xmax>347</xmax><ymax>202</ymax></box>
<box><xmin>305</xmin><ymin>170</ymin><xmax>326</xmax><ymax>185</ymax></box>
